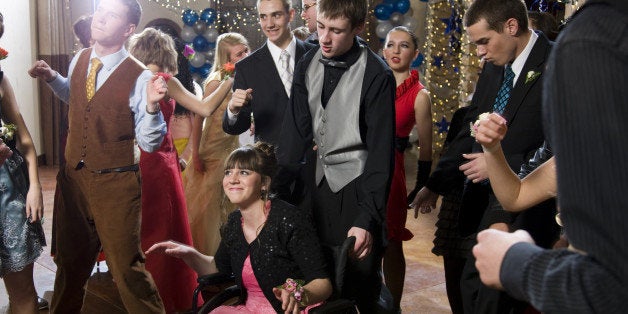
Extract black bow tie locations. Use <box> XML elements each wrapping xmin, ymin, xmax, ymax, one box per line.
<box><xmin>319</xmin><ymin>58</ymin><xmax>348</xmax><ymax>69</ymax></box>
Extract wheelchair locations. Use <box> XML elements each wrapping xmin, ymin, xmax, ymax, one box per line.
<box><xmin>191</xmin><ymin>236</ymin><xmax>358</xmax><ymax>313</ymax></box>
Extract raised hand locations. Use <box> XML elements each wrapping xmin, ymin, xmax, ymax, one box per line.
<box><xmin>475</xmin><ymin>113</ymin><xmax>508</xmax><ymax>151</ymax></box>
<box><xmin>227</xmin><ymin>88</ymin><xmax>253</xmax><ymax>115</ymax></box>
<box><xmin>146</xmin><ymin>75</ymin><xmax>168</xmax><ymax>113</ymax></box>
<box><xmin>473</xmin><ymin>229</ymin><xmax>534</xmax><ymax>289</ymax></box>
<box><xmin>28</xmin><ymin>60</ymin><xmax>56</xmax><ymax>82</ymax></box>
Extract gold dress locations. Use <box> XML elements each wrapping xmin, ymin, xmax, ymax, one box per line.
<box><xmin>183</xmin><ymin>71</ymin><xmax>239</xmax><ymax>256</ymax></box>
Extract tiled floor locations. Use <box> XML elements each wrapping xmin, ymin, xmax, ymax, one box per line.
<box><xmin>0</xmin><ymin>151</ymin><xmax>451</xmax><ymax>313</ymax></box>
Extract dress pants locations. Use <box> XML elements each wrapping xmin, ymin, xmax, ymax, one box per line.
<box><xmin>313</xmin><ymin>178</ymin><xmax>392</xmax><ymax>313</ymax></box>
<box><xmin>51</xmin><ymin>165</ymin><xmax>164</xmax><ymax>313</ymax></box>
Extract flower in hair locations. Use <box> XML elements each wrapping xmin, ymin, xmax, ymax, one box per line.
<box><xmin>183</xmin><ymin>44</ymin><xmax>195</xmax><ymax>60</ymax></box>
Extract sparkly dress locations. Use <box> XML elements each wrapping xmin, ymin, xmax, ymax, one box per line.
<box><xmin>0</xmin><ymin>70</ymin><xmax>46</xmax><ymax>277</ymax></box>
<box><xmin>183</xmin><ymin>71</ymin><xmax>239</xmax><ymax>256</ymax></box>
<box><xmin>140</xmin><ymin>72</ymin><xmax>200</xmax><ymax>312</ymax></box>
<box><xmin>386</xmin><ymin>70</ymin><xmax>423</xmax><ymax>241</ymax></box>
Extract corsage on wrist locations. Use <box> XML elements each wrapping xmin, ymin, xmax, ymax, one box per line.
<box><xmin>469</xmin><ymin>112</ymin><xmax>490</xmax><ymax>138</ymax></box>
<box><xmin>278</xmin><ymin>278</ymin><xmax>308</xmax><ymax>307</ymax></box>
<box><xmin>0</xmin><ymin>120</ymin><xmax>17</xmax><ymax>141</ymax></box>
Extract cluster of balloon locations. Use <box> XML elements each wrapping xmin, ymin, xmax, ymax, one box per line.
<box><xmin>374</xmin><ymin>0</ymin><xmax>418</xmax><ymax>40</ymax></box>
<box><xmin>375</xmin><ymin>0</ymin><xmax>423</xmax><ymax>68</ymax></box>
<box><xmin>181</xmin><ymin>8</ymin><xmax>219</xmax><ymax>80</ymax></box>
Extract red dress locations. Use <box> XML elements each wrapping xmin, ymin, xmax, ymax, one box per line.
<box><xmin>140</xmin><ymin>73</ymin><xmax>200</xmax><ymax>312</ymax></box>
<box><xmin>386</xmin><ymin>70</ymin><xmax>424</xmax><ymax>241</ymax></box>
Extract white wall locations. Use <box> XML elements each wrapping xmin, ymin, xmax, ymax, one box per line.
<box><xmin>0</xmin><ymin>0</ymin><xmax>41</xmax><ymax>153</ymax></box>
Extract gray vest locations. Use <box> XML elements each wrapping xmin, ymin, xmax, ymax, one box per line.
<box><xmin>306</xmin><ymin>46</ymin><xmax>368</xmax><ymax>192</ymax></box>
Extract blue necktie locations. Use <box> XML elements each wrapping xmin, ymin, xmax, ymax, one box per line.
<box><xmin>492</xmin><ymin>65</ymin><xmax>514</xmax><ymax>114</ymax></box>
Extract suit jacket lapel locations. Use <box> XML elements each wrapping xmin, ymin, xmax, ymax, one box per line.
<box><xmin>256</xmin><ymin>43</ymin><xmax>289</xmax><ymax>100</ymax></box>
<box><xmin>503</xmin><ymin>33</ymin><xmax>551</xmax><ymax>121</ymax></box>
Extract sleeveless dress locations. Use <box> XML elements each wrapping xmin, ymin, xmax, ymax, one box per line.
<box><xmin>140</xmin><ymin>72</ymin><xmax>200</xmax><ymax>312</ymax></box>
<box><xmin>386</xmin><ymin>70</ymin><xmax>424</xmax><ymax>241</ymax></box>
<box><xmin>183</xmin><ymin>71</ymin><xmax>239</xmax><ymax>256</ymax></box>
<box><xmin>0</xmin><ymin>70</ymin><xmax>46</xmax><ymax>277</ymax></box>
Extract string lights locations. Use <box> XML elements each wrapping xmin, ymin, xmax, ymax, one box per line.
<box><xmin>424</xmin><ymin>0</ymin><xmax>480</xmax><ymax>158</ymax></box>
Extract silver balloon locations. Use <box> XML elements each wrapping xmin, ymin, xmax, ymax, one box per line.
<box><xmin>203</xmin><ymin>28</ymin><xmax>219</xmax><ymax>43</ymax></box>
<box><xmin>189</xmin><ymin>53</ymin><xmax>207</xmax><ymax>68</ymax></box>
<box><xmin>375</xmin><ymin>20</ymin><xmax>394</xmax><ymax>39</ymax></box>
<box><xmin>181</xmin><ymin>26</ymin><xmax>196</xmax><ymax>43</ymax></box>
<box><xmin>389</xmin><ymin>12</ymin><xmax>404</xmax><ymax>26</ymax></box>
<box><xmin>194</xmin><ymin>21</ymin><xmax>207</xmax><ymax>34</ymax></box>
<box><xmin>402</xmin><ymin>16</ymin><xmax>419</xmax><ymax>32</ymax></box>
<box><xmin>204</xmin><ymin>49</ymin><xmax>216</xmax><ymax>62</ymax></box>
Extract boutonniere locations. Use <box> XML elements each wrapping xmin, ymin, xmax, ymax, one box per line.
<box><xmin>470</xmin><ymin>112</ymin><xmax>490</xmax><ymax>138</ymax></box>
<box><xmin>525</xmin><ymin>70</ymin><xmax>541</xmax><ymax>84</ymax></box>
<box><xmin>221</xmin><ymin>62</ymin><xmax>235</xmax><ymax>81</ymax></box>
<box><xmin>0</xmin><ymin>120</ymin><xmax>17</xmax><ymax>141</ymax></box>
<box><xmin>0</xmin><ymin>47</ymin><xmax>8</xmax><ymax>60</ymax></box>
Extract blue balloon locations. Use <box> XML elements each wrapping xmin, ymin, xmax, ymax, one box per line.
<box><xmin>182</xmin><ymin>9</ymin><xmax>199</xmax><ymax>26</ymax></box>
<box><xmin>200</xmin><ymin>8</ymin><xmax>217</xmax><ymax>25</ymax></box>
<box><xmin>374</xmin><ymin>3</ymin><xmax>394</xmax><ymax>20</ymax></box>
<box><xmin>189</xmin><ymin>64</ymin><xmax>198</xmax><ymax>74</ymax></box>
<box><xmin>411</xmin><ymin>53</ymin><xmax>424</xmax><ymax>68</ymax></box>
<box><xmin>198</xmin><ymin>64</ymin><xmax>212</xmax><ymax>77</ymax></box>
<box><xmin>193</xmin><ymin>35</ymin><xmax>209</xmax><ymax>52</ymax></box>
<box><xmin>206</xmin><ymin>41</ymin><xmax>216</xmax><ymax>49</ymax></box>
<box><xmin>395</xmin><ymin>0</ymin><xmax>410</xmax><ymax>14</ymax></box>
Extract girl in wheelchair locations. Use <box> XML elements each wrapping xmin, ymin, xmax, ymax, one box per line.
<box><xmin>147</xmin><ymin>142</ymin><xmax>332</xmax><ymax>313</ymax></box>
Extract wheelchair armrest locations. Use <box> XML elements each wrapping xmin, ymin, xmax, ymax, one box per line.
<box><xmin>197</xmin><ymin>272</ymin><xmax>235</xmax><ymax>286</ymax></box>
<box><xmin>198</xmin><ymin>285</ymin><xmax>241</xmax><ymax>314</ymax></box>
<box><xmin>308</xmin><ymin>298</ymin><xmax>357</xmax><ymax>314</ymax></box>
<box><xmin>192</xmin><ymin>272</ymin><xmax>235</xmax><ymax>312</ymax></box>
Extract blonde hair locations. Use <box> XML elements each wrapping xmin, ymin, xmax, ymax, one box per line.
<box><xmin>206</xmin><ymin>32</ymin><xmax>249</xmax><ymax>82</ymax></box>
<box><xmin>128</xmin><ymin>27</ymin><xmax>178</xmax><ymax>73</ymax></box>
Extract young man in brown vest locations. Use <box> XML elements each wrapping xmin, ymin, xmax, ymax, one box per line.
<box><xmin>28</xmin><ymin>0</ymin><xmax>167</xmax><ymax>312</ymax></box>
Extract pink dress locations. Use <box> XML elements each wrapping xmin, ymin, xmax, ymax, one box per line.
<box><xmin>211</xmin><ymin>255</ymin><xmax>276</xmax><ymax>313</ymax></box>
<box><xmin>386</xmin><ymin>70</ymin><xmax>424</xmax><ymax>241</ymax></box>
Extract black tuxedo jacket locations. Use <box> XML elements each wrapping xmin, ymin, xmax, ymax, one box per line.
<box><xmin>427</xmin><ymin>32</ymin><xmax>554</xmax><ymax>236</ymax></box>
<box><xmin>222</xmin><ymin>39</ymin><xmax>314</xmax><ymax>146</ymax></box>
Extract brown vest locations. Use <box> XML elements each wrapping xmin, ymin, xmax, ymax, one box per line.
<box><xmin>66</xmin><ymin>48</ymin><xmax>145</xmax><ymax>170</ymax></box>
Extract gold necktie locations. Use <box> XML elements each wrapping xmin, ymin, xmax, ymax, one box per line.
<box><xmin>86</xmin><ymin>58</ymin><xmax>103</xmax><ymax>101</ymax></box>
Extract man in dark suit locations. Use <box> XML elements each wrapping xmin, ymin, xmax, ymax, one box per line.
<box><xmin>222</xmin><ymin>0</ymin><xmax>313</xmax><ymax>146</ymax></box>
<box><xmin>223</xmin><ymin>0</ymin><xmax>314</xmax><ymax>205</ymax></box>
<box><xmin>412</xmin><ymin>0</ymin><xmax>557</xmax><ymax>312</ymax></box>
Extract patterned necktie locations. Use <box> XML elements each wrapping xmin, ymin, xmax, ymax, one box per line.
<box><xmin>492</xmin><ymin>65</ymin><xmax>515</xmax><ymax>114</ymax></box>
<box><xmin>86</xmin><ymin>58</ymin><xmax>103</xmax><ymax>101</ymax></box>
<box><xmin>278</xmin><ymin>50</ymin><xmax>292</xmax><ymax>97</ymax></box>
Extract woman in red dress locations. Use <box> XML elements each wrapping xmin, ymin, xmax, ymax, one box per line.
<box><xmin>382</xmin><ymin>26</ymin><xmax>433</xmax><ymax>311</ymax></box>
<box><xmin>128</xmin><ymin>28</ymin><xmax>235</xmax><ymax>312</ymax></box>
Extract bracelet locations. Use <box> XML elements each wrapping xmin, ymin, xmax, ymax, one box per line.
<box><xmin>279</xmin><ymin>278</ymin><xmax>308</xmax><ymax>307</ymax></box>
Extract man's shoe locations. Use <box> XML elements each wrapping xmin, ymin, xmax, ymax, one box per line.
<box><xmin>37</xmin><ymin>296</ymin><xmax>49</xmax><ymax>310</ymax></box>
